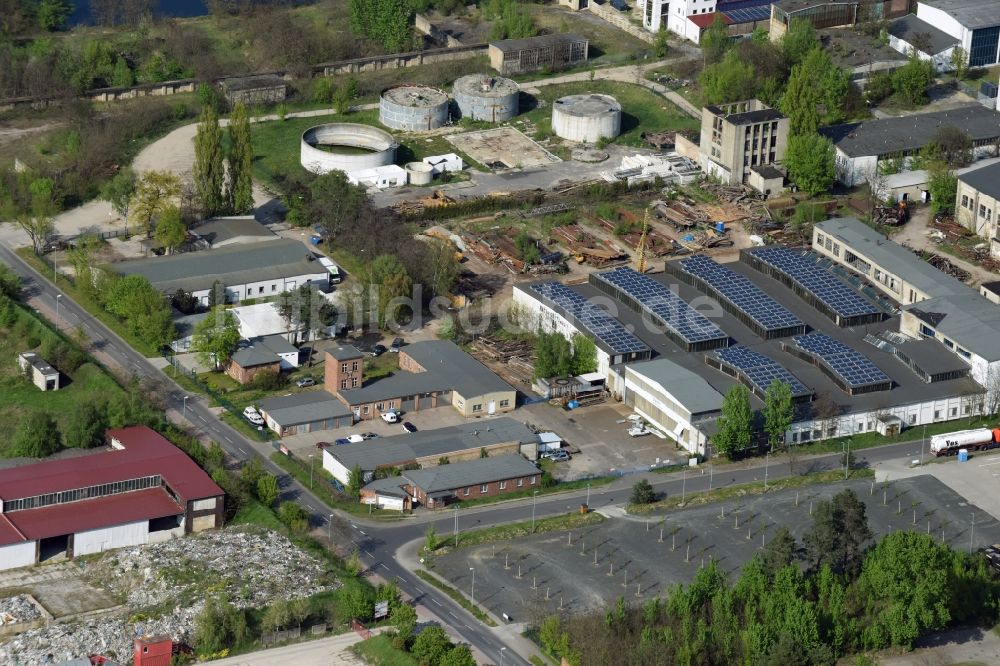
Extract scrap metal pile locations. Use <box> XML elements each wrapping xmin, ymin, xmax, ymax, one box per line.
<box><xmin>462</xmin><ymin>227</ymin><xmax>564</xmax><ymax>274</ymax></box>
<box><xmin>550</xmin><ymin>224</ymin><xmax>627</xmax><ymax>266</ymax></box>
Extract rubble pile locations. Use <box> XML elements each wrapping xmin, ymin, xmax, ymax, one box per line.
<box><xmin>0</xmin><ymin>527</ymin><xmax>337</xmax><ymax>666</ymax></box>
<box><xmin>0</xmin><ymin>596</ymin><xmax>41</xmax><ymax>625</ymax></box>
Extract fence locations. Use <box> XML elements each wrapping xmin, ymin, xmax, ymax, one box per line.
<box><xmin>261</xmin><ymin>626</ymin><xmax>302</xmax><ymax>646</ymax></box>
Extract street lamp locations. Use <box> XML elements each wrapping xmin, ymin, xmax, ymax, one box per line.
<box><xmin>531</xmin><ymin>490</ymin><xmax>539</xmax><ymax>533</ymax></box>
<box><xmin>843</xmin><ymin>438</ymin><xmax>851</xmax><ymax>480</ymax></box>
<box><xmin>764</xmin><ymin>450</ymin><xmax>769</xmax><ymax>490</ymax></box>
<box><xmin>499</xmin><ymin>647</ymin><xmax>506</xmax><ymax>666</ymax></box>
<box><xmin>328</xmin><ymin>513</ymin><xmax>334</xmax><ymax>543</ymax></box>
<box><xmin>182</xmin><ymin>395</ymin><xmax>189</xmax><ymax>420</ymax></box>
<box><xmin>55</xmin><ymin>294</ymin><xmax>61</xmax><ymax>319</ymax></box>
<box><xmin>454</xmin><ymin>505</ymin><xmax>459</xmax><ymax>548</ymax></box>
<box><xmin>586</xmin><ymin>482</ymin><xmax>591</xmax><ymax>508</ymax></box>
<box><xmin>309</xmin><ymin>454</ymin><xmax>315</xmax><ymax>489</ymax></box>
<box><xmin>971</xmin><ymin>512</ymin><xmax>976</xmax><ymax>554</ymax></box>
<box><xmin>469</xmin><ymin>567</ymin><xmax>475</xmax><ymax>607</ymax></box>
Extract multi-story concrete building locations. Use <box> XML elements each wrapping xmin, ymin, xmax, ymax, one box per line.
<box><xmin>699</xmin><ymin>99</ymin><xmax>789</xmax><ymax>186</ymax></box>
<box><xmin>955</xmin><ymin>161</ymin><xmax>1000</xmax><ymax>258</ymax></box>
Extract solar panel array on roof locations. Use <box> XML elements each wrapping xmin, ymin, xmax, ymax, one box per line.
<box><xmin>715</xmin><ymin>346</ymin><xmax>811</xmax><ymax>397</ymax></box>
<box><xmin>528</xmin><ymin>282</ymin><xmax>650</xmax><ymax>355</ymax></box>
<box><xmin>676</xmin><ymin>255</ymin><xmax>804</xmax><ymax>338</ymax></box>
<box><xmin>722</xmin><ymin>5</ymin><xmax>771</xmax><ymax>22</ymax></box>
<box><xmin>591</xmin><ymin>267</ymin><xmax>729</xmax><ymax>350</ymax></box>
<box><xmin>791</xmin><ymin>333</ymin><xmax>891</xmax><ymax>390</ymax></box>
<box><xmin>746</xmin><ymin>247</ymin><xmax>881</xmax><ymax>322</ymax></box>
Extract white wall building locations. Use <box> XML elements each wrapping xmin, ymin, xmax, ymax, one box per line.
<box><xmin>641</xmin><ymin>0</ymin><xmax>720</xmax><ymax>42</ymax></box>
<box><xmin>915</xmin><ymin>0</ymin><xmax>1000</xmax><ymax>68</ymax></box>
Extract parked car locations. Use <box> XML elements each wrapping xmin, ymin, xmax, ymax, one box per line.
<box><xmin>371</xmin><ymin>344</ymin><xmax>387</xmax><ymax>357</ymax></box>
<box><xmin>389</xmin><ymin>337</ymin><xmax>404</xmax><ymax>352</ymax></box>
<box><xmin>627</xmin><ymin>426</ymin><xmax>650</xmax><ymax>437</ymax></box>
<box><xmin>347</xmin><ymin>434</ymin><xmax>365</xmax><ymax>443</ymax></box>
<box><xmin>296</xmin><ymin>376</ymin><xmax>316</xmax><ymax>388</ymax></box>
<box><xmin>243</xmin><ymin>406</ymin><xmax>264</xmax><ymax>426</ymax></box>
<box><xmin>547</xmin><ymin>450</ymin><xmax>570</xmax><ymax>462</ymax></box>
<box><xmin>381</xmin><ymin>410</ymin><xmax>400</xmax><ymax>424</ymax></box>
<box><xmin>401</xmin><ymin>421</ymin><xmax>417</xmax><ymax>433</ymax></box>
<box><xmin>361</xmin><ymin>432</ymin><xmax>379</xmax><ymax>440</ymax></box>
<box><xmin>334</xmin><ymin>438</ymin><xmax>352</xmax><ymax>446</ymax></box>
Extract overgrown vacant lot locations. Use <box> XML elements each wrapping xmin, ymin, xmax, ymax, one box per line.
<box><xmin>517</xmin><ymin>80</ymin><xmax>700</xmax><ymax>147</ymax></box>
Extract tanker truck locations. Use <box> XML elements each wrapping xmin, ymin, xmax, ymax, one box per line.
<box><xmin>930</xmin><ymin>428</ymin><xmax>1000</xmax><ymax>457</ymax></box>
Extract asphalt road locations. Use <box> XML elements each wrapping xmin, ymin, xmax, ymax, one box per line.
<box><xmin>0</xmin><ymin>244</ymin><xmax>936</xmax><ymax>665</ymax></box>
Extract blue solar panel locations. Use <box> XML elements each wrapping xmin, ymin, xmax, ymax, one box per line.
<box><xmin>716</xmin><ymin>346</ymin><xmax>810</xmax><ymax>396</ymax></box>
<box><xmin>749</xmin><ymin>247</ymin><xmax>880</xmax><ymax>320</ymax></box>
<box><xmin>792</xmin><ymin>333</ymin><xmax>891</xmax><ymax>388</ymax></box>
<box><xmin>722</xmin><ymin>5</ymin><xmax>771</xmax><ymax>22</ymax></box>
<box><xmin>677</xmin><ymin>255</ymin><xmax>803</xmax><ymax>334</ymax></box>
<box><xmin>593</xmin><ymin>267</ymin><xmax>727</xmax><ymax>346</ymax></box>
<box><xmin>529</xmin><ymin>282</ymin><xmax>650</xmax><ymax>355</ymax></box>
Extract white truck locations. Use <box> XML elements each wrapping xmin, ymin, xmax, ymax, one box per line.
<box><xmin>930</xmin><ymin>427</ymin><xmax>1000</xmax><ymax>457</ymax></box>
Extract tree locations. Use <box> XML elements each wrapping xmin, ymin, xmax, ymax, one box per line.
<box><xmin>425</xmin><ymin>523</ymin><xmax>438</xmax><ymax>551</ymax></box>
<box><xmin>714</xmin><ymin>384</ymin><xmax>752</xmax><ymax>458</ymax></box>
<box><xmin>762</xmin><ymin>525</ymin><xmax>797</xmax><ymax>573</ymax></box>
<box><xmin>785</xmin><ymin>133</ymin><xmax>836</xmax><ymax>196</ymax></box>
<box><xmin>191</xmin><ymin>306</ymin><xmax>240</xmax><ymax>370</ymax></box>
<box><xmin>700</xmin><ymin>15</ymin><xmax>731</xmax><ymax>64</ymax></box>
<box><xmin>37</xmin><ymin>0</ymin><xmax>72</xmax><ymax>30</ymax></box>
<box><xmin>132</xmin><ymin>170</ymin><xmax>181</xmax><ymax>238</ymax></box>
<box><xmin>891</xmin><ymin>56</ymin><xmax>934</xmax><ymax>106</ymax></box>
<box><xmin>111</xmin><ymin>57</ymin><xmax>134</xmax><ymax>87</ymax></box>
<box><xmin>347</xmin><ymin>464</ymin><xmax>364</xmax><ymax>499</ymax></box>
<box><xmin>630</xmin><ymin>479</ymin><xmax>656</xmax><ymax>505</ymax></box>
<box><xmin>101</xmin><ymin>168</ymin><xmax>137</xmax><ymax>234</ymax></box>
<box><xmin>950</xmin><ymin>46</ymin><xmax>969</xmax><ymax>80</ymax></box>
<box><xmin>194</xmin><ymin>595</ymin><xmax>248</xmax><ymax>655</ymax></box>
<box><xmin>0</xmin><ymin>173</ymin><xmax>58</xmax><ymax>256</ymax></box>
<box><xmin>360</xmin><ymin>254</ymin><xmax>412</xmax><ymax>329</ymax></box>
<box><xmin>653</xmin><ymin>28</ymin><xmax>669</xmax><ymax>58</ymax></box>
<box><xmin>534</xmin><ymin>331</ymin><xmax>573</xmax><ymax>379</ymax></box>
<box><xmin>927</xmin><ymin>161</ymin><xmax>957</xmax><ymax>215</ymax></box>
<box><xmin>63</xmin><ymin>398</ymin><xmax>108</xmax><ymax>449</ymax></box>
<box><xmin>9</xmin><ymin>412</ymin><xmax>61</xmax><ymax>458</ymax></box>
<box><xmin>240</xmin><ymin>456</ymin><xmax>265</xmax><ymax>490</ymax></box>
<box><xmin>804</xmin><ymin>489</ymin><xmax>872</xmax><ymax>576</ymax></box>
<box><xmin>194</xmin><ymin>105</ymin><xmax>226</xmax><ymax>216</ymax></box>
<box><xmin>780</xmin><ymin>47</ymin><xmax>848</xmax><ymax>135</ymax></box>
<box><xmin>0</xmin><ymin>264</ymin><xmax>21</xmax><ymax>299</ymax></box>
<box><xmin>153</xmin><ymin>205</ymin><xmax>186</xmax><ymax>253</ymax></box>
<box><xmin>699</xmin><ymin>51</ymin><xmax>758</xmax><ymax>105</ymax></box>
<box><xmin>257</xmin><ymin>473</ymin><xmax>280</xmax><ymax>507</ymax></box>
<box><xmin>425</xmin><ymin>238</ymin><xmax>460</xmax><ymax>297</ymax></box>
<box><xmin>349</xmin><ymin>0</ymin><xmax>413</xmax><ymax>51</ymax></box>
<box><xmin>391</xmin><ymin>602</ymin><xmax>418</xmax><ymax>640</ymax></box>
<box><xmin>570</xmin><ymin>333</ymin><xmax>597</xmax><ymax>375</ymax></box>
<box><xmin>277</xmin><ymin>501</ymin><xmax>310</xmax><ymax>533</ymax></box>
<box><xmin>412</xmin><ymin>626</ymin><xmax>453</xmax><ymax>664</ymax></box>
<box><xmin>226</xmin><ymin>101</ymin><xmax>254</xmax><ymax>214</ymax></box>
<box><xmin>781</xmin><ymin>18</ymin><xmax>817</xmax><ymax>66</ymax></box>
<box><xmin>763</xmin><ymin>380</ymin><xmax>794</xmax><ymax>451</ymax></box>
<box><xmin>440</xmin><ymin>645</ymin><xmax>476</xmax><ymax>666</ymax></box>
<box><xmin>262</xmin><ymin>599</ymin><xmax>291</xmax><ymax>632</ymax></box>
<box><xmin>928</xmin><ymin>125</ymin><xmax>973</xmax><ymax>168</ymax></box>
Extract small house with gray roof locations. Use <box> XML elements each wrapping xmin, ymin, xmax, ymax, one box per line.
<box><xmin>324</xmin><ymin>340</ymin><xmax>516</xmax><ymax>420</ymax></box>
<box><xmin>258</xmin><ymin>391</ymin><xmax>353</xmax><ymax>435</ymax></box>
<box><xmin>226</xmin><ymin>334</ymin><xmax>299</xmax><ymax>385</ymax></box>
<box><xmin>111</xmin><ymin>239</ymin><xmax>329</xmax><ymax>306</ymax></box>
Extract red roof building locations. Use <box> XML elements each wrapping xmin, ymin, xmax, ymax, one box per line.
<box><xmin>0</xmin><ymin>426</ymin><xmax>223</xmax><ymax>571</ymax></box>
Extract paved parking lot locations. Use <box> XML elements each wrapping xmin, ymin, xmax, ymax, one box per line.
<box><xmin>432</xmin><ymin>475</ymin><xmax>1000</xmax><ymax>624</ymax></box>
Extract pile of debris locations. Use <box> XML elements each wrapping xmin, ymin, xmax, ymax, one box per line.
<box><xmin>0</xmin><ymin>527</ymin><xmax>337</xmax><ymax>666</ymax></box>
<box><xmin>0</xmin><ymin>595</ymin><xmax>42</xmax><ymax>625</ymax></box>
<box><xmin>462</xmin><ymin>228</ymin><xmax>562</xmax><ymax>274</ymax></box>
<box><xmin>469</xmin><ymin>334</ymin><xmax>535</xmax><ymax>387</ymax></box>
<box><xmin>905</xmin><ymin>245</ymin><xmax>972</xmax><ymax>282</ymax></box>
<box><xmin>595</xmin><ymin>216</ymin><xmax>677</xmax><ymax>257</ymax></box>
<box><xmin>550</xmin><ymin>224</ymin><xmax>626</xmax><ymax>266</ymax></box>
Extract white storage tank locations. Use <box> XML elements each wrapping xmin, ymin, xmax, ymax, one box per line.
<box><xmin>300</xmin><ymin>123</ymin><xmax>398</xmax><ymax>175</ymax></box>
<box><xmin>930</xmin><ymin>427</ymin><xmax>996</xmax><ymax>455</ymax></box>
<box><xmin>551</xmin><ymin>93</ymin><xmax>621</xmax><ymax>143</ymax></box>
<box><xmin>405</xmin><ymin>162</ymin><xmax>434</xmax><ymax>185</ymax></box>
<box><xmin>452</xmin><ymin>74</ymin><xmax>520</xmax><ymax>122</ymax></box>
<box><xmin>380</xmin><ymin>85</ymin><xmax>450</xmax><ymax>131</ymax></box>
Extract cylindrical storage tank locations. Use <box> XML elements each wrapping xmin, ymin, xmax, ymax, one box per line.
<box><xmin>300</xmin><ymin>123</ymin><xmax>398</xmax><ymax>174</ymax></box>
<box><xmin>452</xmin><ymin>74</ymin><xmax>520</xmax><ymax>122</ymax></box>
<box><xmin>551</xmin><ymin>94</ymin><xmax>621</xmax><ymax>143</ymax></box>
<box><xmin>379</xmin><ymin>85</ymin><xmax>450</xmax><ymax>132</ymax></box>
<box><xmin>405</xmin><ymin>162</ymin><xmax>434</xmax><ymax>185</ymax></box>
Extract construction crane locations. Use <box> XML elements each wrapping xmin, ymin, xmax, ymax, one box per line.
<box><xmin>635</xmin><ymin>206</ymin><xmax>651</xmax><ymax>273</ymax></box>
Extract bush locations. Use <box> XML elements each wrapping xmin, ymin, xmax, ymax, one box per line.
<box><xmin>250</xmin><ymin>369</ymin><xmax>287</xmax><ymax>390</ymax></box>
<box><xmin>630</xmin><ymin>479</ymin><xmax>656</xmax><ymax>504</ymax></box>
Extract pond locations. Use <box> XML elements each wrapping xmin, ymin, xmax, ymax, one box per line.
<box><xmin>69</xmin><ymin>0</ymin><xmax>209</xmax><ymax>26</ymax></box>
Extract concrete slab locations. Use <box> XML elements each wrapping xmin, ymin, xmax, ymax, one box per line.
<box><xmin>447</xmin><ymin>127</ymin><xmax>561</xmax><ymax>170</ymax></box>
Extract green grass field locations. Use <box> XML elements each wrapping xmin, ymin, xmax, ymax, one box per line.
<box><xmin>352</xmin><ymin>634</ymin><xmax>420</xmax><ymax>666</ymax></box>
<box><xmin>0</xmin><ymin>303</ymin><xmax>124</xmax><ymax>454</ymax></box>
<box><xmin>516</xmin><ymin>80</ymin><xmax>699</xmax><ymax>148</ymax></box>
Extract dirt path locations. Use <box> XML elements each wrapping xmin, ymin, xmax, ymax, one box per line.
<box><xmin>893</xmin><ymin>206</ymin><xmax>998</xmax><ymax>287</ymax></box>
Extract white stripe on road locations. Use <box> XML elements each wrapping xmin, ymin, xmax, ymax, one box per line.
<box><xmin>432</xmin><ymin>599</ymin><xmax>442</xmax><ymax>606</ymax></box>
<box><xmin>379</xmin><ymin>563</ymin><xmax>390</xmax><ymax>571</ymax></box>
<box><xmin>449</xmin><ymin>611</ymin><xmax>459</xmax><ymax>619</ymax></box>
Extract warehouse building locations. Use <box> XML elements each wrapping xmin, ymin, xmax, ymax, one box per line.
<box><xmin>112</xmin><ymin>239</ymin><xmax>330</xmax><ymax>306</ymax></box>
<box><xmin>913</xmin><ymin>0</ymin><xmax>1000</xmax><ymax>68</ymax></box>
<box><xmin>325</xmin><ymin>341</ymin><xmax>517</xmax><ymax>420</ymax></box>
<box><xmin>188</xmin><ymin>216</ymin><xmax>279</xmax><ymax>249</ymax></box>
<box><xmin>259</xmin><ymin>391</ymin><xmax>354</xmax><ymax>436</ymax></box>
<box><xmin>887</xmin><ymin>13</ymin><xmax>960</xmax><ymax>71</ymax></box>
<box><xmin>820</xmin><ymin>106</ymin><xmax>1000</xmax><ymax>186</ymax></box>
<box><xmin>0</xmin><ymin>426</ymin><xmax>223</xmax><ymax>571</ymax></box>
<box><xmin>323</xmin><ymin>417</ymin><xmax>537</xmax><ymax>485</ymax></box>
<box><xmin>362</xmin><ymin>454</ymin><xmax>540</xmax><ymax>509</ymax></box>
<box><xmin>955</xmin><ymin>161</ymin><xmax>1000</xmax><ymax>258</ymax></box>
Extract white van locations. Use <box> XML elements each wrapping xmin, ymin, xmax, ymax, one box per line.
<box><xmin>380</xmin><ymin>410</ymin><xmax>399</xmax><ymax>424</ymax></box>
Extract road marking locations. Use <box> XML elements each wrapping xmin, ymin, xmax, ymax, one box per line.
<box><xmin>379</xmin><ymin>563</ymin><xmax>390</xmax><ymax>571</ymax></box>
<box><xmin>351</xmin><ymin>524</ymin><xmax>358</xmax><ymax>530</ymax></box>
<box><xmin>432</xmin><ymin>599</ymin><xmax>442</xmax><ymax>606</ymax></box>
<box><xmin>359</xmin><ymin>530</ymin><xmax>367</xmax><ymax>536</ymax></box>
<box><xmin>448</xmin><ymin>611</ymin><xmax>459</xmax><ymax>619</ymax></box>
<box><xmin>224</xmin><ymin>435</ymin><xmax>234</xmax><ymax>444</ymax></box>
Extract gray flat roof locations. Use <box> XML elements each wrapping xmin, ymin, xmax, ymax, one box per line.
<box><xmin>399</xmin><ymin>454</ymin><xmax>539</xmax><ymax>493</ymax></box>
<box><xmin>627</xmin><ymin>358</ymin><xmax>723</xmax><ymax>416</ymax></box>
<box><xmin>814</xmin><ymin>217</ymin><xmax>969</xmax><ymax>299</ymax></box>
<box><xmin>190</xmin><ymin>217</ymin><xmax>277</xmax><ymax>245</ymax></box>
<box><xmin>221</xmin><ymin>74</ymin><xmax>286</xmax><ymax>91</ymax></box>
<box><xmin>258</xmin><ymin>391</ymin><xmax>352</xmax><ymax>426</ymax></box>
<box><xmin>490</xmin><ymin>33</ymin><xmax>587</xmax><ymax>53</ymax></box>
<box><xmin>20</xmin><ymin>352</ymin><xmax>56</xmax><ymax>376</ymax></box>
<box><xmin>112</xmin><ymin>239</ymin><xmax>321</xmax><ymax>294</ymax></box>
<box><xmin>326</xmin><ymin>345</ymin><xmax>365</xmax><ymax>361</ymax></box>
<box><xmin>231</xmin><ymin>335</ymin><xmax>298</xmax><ymax>368</ymax></box>
<box><xmin>820</xmin><ymin>106</ymin><xmax>1000</xmax><ymax>158</ymax></box>
<box><xmin>904</xmin><ymin>294</ymin><xmax>1000</xmax><ymax>362</ymax></box>
<box><xmin>894</xmin><ymin>338</ymin><xmax>971</xmax><ymax>375</ymax></box>
<box><xmin>338</xmin><ymin>340</ymin><xmax>513</xmax><ymax>403</ymax></box>
<box><xmin>888</xmin><ymin>14</ymin><xmax>959</xmax><ymax>55</ymax></box>
<box><xmin>957</xmin><ymin>161</ymin><xmax>1000</xmax><ymax>200</ymax></box>
<box><xmin>919</xmin><ymin>0</ymin><xmax>1000</xmax><ymax>29</ymax></box>
<box><xmin>330</xmin><ymin>417</ymin><xmax>536</xmax><ymax>471</ymax></box>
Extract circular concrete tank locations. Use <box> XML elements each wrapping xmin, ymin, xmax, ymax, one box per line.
<box><xmin>452</xmin><ymin>74</ymin><xmax>520</xmax><ymax>123</ymax></box>
<box><xmin>405</xmin><ymin>162</ymin><xmax>434</xmax><ymax>185</ymax></box>
<box><xmin>300</xmin><ymin>123</ymin><xmax>397</xmax><ymax>174</ymax></box>
<box><xmin>551</xmin><ymin>94</ymin><xmax>621</xmax><ymax>143</ymax></box>
<box><xmin>379</xmin><ymin>85</ymin><xmax>450</xmax><ymax>132</ymax></box>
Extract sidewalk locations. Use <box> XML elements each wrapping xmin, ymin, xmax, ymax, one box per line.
<box><xmin>206</xmin><ymin>628</ymin><xmax>386</xmax><ymax>666</ymax></box>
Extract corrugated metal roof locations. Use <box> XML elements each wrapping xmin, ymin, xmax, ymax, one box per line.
<box><xmin>398</xmin><ymin>454</ymin><xmax>539</xmax><ymax>494</ymax></box>
<box><xmin>259</xmin><ymin>391</ymin><xmax>352</xmax><ymax>427</ymax></box>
